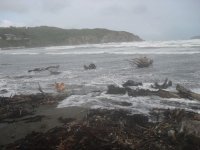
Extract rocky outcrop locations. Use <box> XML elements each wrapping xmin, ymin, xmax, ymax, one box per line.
<box><xmin>107</xmin><ymin>85</ymin><xmax>126</xmax><ymax>94</ymax></box>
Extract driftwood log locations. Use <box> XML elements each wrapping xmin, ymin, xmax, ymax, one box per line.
<box><xmin>129</xmin><ymin>57</ymin><xmax>153</xmax><ymax>68</ymax></box>
<box><xmin>176</xmin><ymin>84</ymin><xmax>200</xmax><ymax>101</ymax></box>
<box><xmin>28</xmin><ymin>65</ymin><xmax>60</xmax><ymax>73</ymax></box>
<box><xmin>107</xmin><ymin>84</ymin><xmax>200</xmax><ymax>101</ymax></box>
<box><xmin>126</xmin><ymin>87</ymin><xmax>180</xmax><ymax>98</ymax></box>
<box><xmin>151</xmin><ymin>78</ymin><xmax>172</xmax><ymax>89</ymax></box>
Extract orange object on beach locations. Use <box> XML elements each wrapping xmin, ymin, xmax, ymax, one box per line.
<box><xmin>55</xmin><ymin>82</ymin><xmax>65</xmax><ymax>92</ymax></box>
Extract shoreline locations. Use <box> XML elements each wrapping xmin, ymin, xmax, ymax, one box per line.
<box><xmin>0</xmin><ymin>105</ymin><xmax>88</xmax><ymax>146</ymax></box>
<box><xmin>3</xmin><ymin>107</ymin><xmax>200</xmax><ymax>150</ymax></box>
<box><xmin>0</xmin><ymin>90</ymin><xmax>200</xmax><ymax>149</ymax></box>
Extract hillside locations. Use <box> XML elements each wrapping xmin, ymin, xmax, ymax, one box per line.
<box><xmin>191</xmin><ymin>36</ymin><xmax>200</xmax><ymax>39</ymax></box>
<box><xmin>0</xmin><ymin>26</ymin><xmax>142</xmax><ymax>48</ymax></box>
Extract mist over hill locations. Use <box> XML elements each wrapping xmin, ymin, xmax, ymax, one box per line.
<box><xmin>0</xmin><ymin>26</ymin><xmax>142</xmax><ymax>48</ymax></box>
<box><xmin>191</xmin><ymin>36</ymin><xmax>200</xmax><ymax>39</ymax></box>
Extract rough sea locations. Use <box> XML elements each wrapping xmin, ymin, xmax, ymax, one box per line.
<box><xmin>1</xmin><ymin>39</ymin><xmax>200</xmax><ymax>114</ymax></box>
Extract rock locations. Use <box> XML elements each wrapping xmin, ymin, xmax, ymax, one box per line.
<box><xmin>122</xmin><ymin>80</ymin><xmax>142</xmax><ymax>87</ymax></box>
<box><xmin>84</xmin><ymin>63</ymin><xmax>96</xmax><ymax>70</ymax></box>
<box><xmin>107</xmin><ymin>85</ymin><xmax>126</xmax><ymax>94</ymax></box>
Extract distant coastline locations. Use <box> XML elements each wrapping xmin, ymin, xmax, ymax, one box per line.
<box><xmin>191</xmin><ymin>36</ymin><xmax>200</xmax><ymax>39</ymax></box>
<box><xmin>0</xmin><ymin>26</ymin><xmax>142</xmax><ymax>49</ymax></box>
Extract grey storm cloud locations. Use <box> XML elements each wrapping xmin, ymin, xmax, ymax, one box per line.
<box><xmin>0</xmin><ymin>0</ymin><xmax>70</xmax><ymax>13</ymax></box>
<box><xmin>0</xmin><ymin>0</ymin><xmax>200</xmax><ymax>40</ymax></box>
<box><xmin>0</xmin><ymin>0</ymin><xmax>29</xmax><ymax>13</ymax></box>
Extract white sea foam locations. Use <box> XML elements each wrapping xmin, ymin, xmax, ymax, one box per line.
<box><xmin>1</xmin><ymin>39</ymin><xmax>200</xmax><ymax>55</ymax></box>
<box><xmin>45</xmin><ymin>39</ymin><xmax>200</xmax><ymax>50</ymax></box>
<box><xmin>9</xmin><ymin>52</ymin><xmax>39</xmax><ymax>55</ymax></box>
<box><xmin>0</xmin><ymin>51</ymin><xmax>39</xmax><ymax>55</ymax></box>
<box><xmin>44</xmin><ymin>39</ymin><xmax>200</xmax><ymax>55</ymax></box>
<box><xmin>57</xmin><ymin>91</ymin><xmax>200</xmax><ymax>114</ymax></box>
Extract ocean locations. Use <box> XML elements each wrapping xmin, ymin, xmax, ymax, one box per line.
<box><xmin>1</xmin><ymin>39</ymin><xmax>200</xmax><ymax>114</ymax></box>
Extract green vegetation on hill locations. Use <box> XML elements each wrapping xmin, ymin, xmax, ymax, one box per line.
<box><xmin>0</xmin><ymin>26</ymin><xmax>142</xmax><ymax>48</ymax></box>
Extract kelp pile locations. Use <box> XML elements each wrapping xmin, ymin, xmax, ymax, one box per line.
<box><xmin>5</xmin><ymin>109</ymin><xmax>200</xmax><ymax>150</ymax></box>
<box><xmin>0</xmin><ymin>93</ymin><xmax>68</xmax><ymax>122</ymax></box>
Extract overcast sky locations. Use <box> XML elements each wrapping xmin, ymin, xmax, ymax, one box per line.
<box><xmin>0</xmin><ymin>0</ymin><xmax>199</xmax><ymax>40</ymax></box>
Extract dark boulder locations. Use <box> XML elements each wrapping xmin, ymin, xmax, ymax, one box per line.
<box><xmin>84</xmin><ymin>63</ymin><xmax>96</xmax><ymax>70</ymax></box>
<box><xmin>107</xmin><ymin>85</ymin><xmax>126</xmax><ymax>94</ymax></box>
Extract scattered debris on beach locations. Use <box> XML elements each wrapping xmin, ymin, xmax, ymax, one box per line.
<box><xmin>107</xmin><ymin>80</ymin><xmax>200</xmax><ymax>101</ymax></box>
<box><xmin>129</xmin><ymin>56</ymin><xmax>153</xmax><ymax>68</ymax></box>
<box><xmin>0</xmin><ymin>92</ymin><xmax>68</xmax><ymax>122</ymax></box>
<box><xmin>5</xmin><ymin>109</ymin><xmax>200</xmax><ymax>150</ymax></box>
<box><xmin>84</xmin><ymin>63</ymin><xmax>96</xmax><ymax>70</ymax></box>
<box><xmin>55</xmin><ymin>82</ymin><xmax>66</xmax><ymax>92</ymax></box>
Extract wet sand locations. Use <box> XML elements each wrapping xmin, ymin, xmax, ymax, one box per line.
<box><xmin>0</xmin><ymin>105</ymin><xmax>88</xmax><ymax>146</ymax></box>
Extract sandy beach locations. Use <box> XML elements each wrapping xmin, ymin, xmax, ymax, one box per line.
<box><xmin>0</xmin><ymin>105</ymin><xmax>88</xmax><ymax>146</ymax></box>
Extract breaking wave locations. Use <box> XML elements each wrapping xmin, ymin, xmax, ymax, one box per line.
<box><xmin>1</xmin><ymin>39</ymin><xmax>200</xmax><ymax>55</ymax></box>
<box><xmin>45</xmin><ymin>39</ymin><xmax>200</xmax><ymax>49</ymax></box>
<box><xmin>57</xmin><ymin>92</ymin><xmax>200</xmax><ymax>114</ymax></box>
